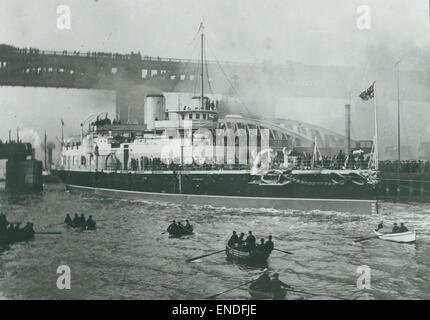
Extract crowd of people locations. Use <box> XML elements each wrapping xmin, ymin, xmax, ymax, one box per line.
<box><xmin>13</xmin><ymin>46</ymin><xmax>142</xmax><ymax>61</ymax></box>
<box><xmin>228</xmin><ymin>231</ymin><xmax>274</xmax><ymax>254</ymax></box>
<box><xmin>379</xmin><ymin>160</ymin><xmax>430</xmax><ymax>174</ymax></box>
<box><xmin>64</xmin><ymin>213</ymin><xmax>96</xmax><ymax>230</ymax></box>
<box><xmin>271</xmin><ymin>149</ymin><xmax>370</xmax><ymax>170</ymax></box>
<box><xmin>92</xmin><ymin>116</ymin><xmax>112</xmax><ymax>127</ymax></box>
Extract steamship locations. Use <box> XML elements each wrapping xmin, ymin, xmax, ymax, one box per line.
<box><xmin>57</xmin><ymin>26</ymin><xmax>380</xmax><ymax>213</ymax></box>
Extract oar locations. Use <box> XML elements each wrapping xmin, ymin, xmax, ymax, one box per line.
<box><xmin>273</xmin><ymin>248</ymin><xmax>293</xmax><ymax>255</ymax></box>
<box><xmin>35</xmin><ymin>232</ymin><xmax>62</xmax><ymax>235</ymax></box>
<box><xmin>286</xmin><ymin>288</ymin><xmax>344</xmax><ymax>300</ymax></box>
<box><xmin>354</xmin><ymin>235</ymin><xmax>379</xmax><ymax>243</ymax></box>
<box><xmin>206</xmin><ymin>279</ymin><xmax>255</xmax><ymax>299</ymax></box>
<box><xmin>287</xmin><ymin>288</ymin><xmax>319</xmax><ymax>296</ymax></box>
<box><xmin>186</xmin><ymin>249</ymin><xmax>225</xmax><ymax>263</ymax></box>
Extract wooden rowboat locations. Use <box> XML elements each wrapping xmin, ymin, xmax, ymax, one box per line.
<box><xmin>225</xmin><ymin>245</ymin><xmax>271</xmax><ymax>264</ymax></box>
<box><xmin>168</xmin><ymin>225</ymin><xmax>194</xmax><ymax>238</ymax></box>
<box><xmin>373</xmin><ymin>230</ymin><xmax>416</xmax><ymax>243</ymax></box>
<box><xmin>0</xmin><ymin>229</ymin><xmax>35</xmax><ymax>245</ymax></box>
<box><xmin>248</xmin><ymin>288</ymin><xmax>286</xmax><ymax>300</ymax></box>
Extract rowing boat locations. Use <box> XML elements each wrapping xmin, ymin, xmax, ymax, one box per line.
<box><xmin>0</xmin><ymin>228</ymin><xmax>35</xmax><ymax>245</ymax></box>
<box><xmin>168</xmin><ymin>225</ymin><xmax>194</xmax><ymax>238</ymax></box>
<box><xmin>248</xmin><ymin>288</ymin><xmax>286</xmax><ymax>300</ymax></box>
<box><xmin>225</xmin><ymin>245</ymin><xmax>271</xmax><ymax>264</ymax></box>
<box><xmin>66</xmin><ymin>222</ymin><xmax>96</xmax><ymax>231</ymax></box>
<box><xmin>373</xmin><ymin>230</ymin><xmax>416</xmax><ymax>243</ymax></box>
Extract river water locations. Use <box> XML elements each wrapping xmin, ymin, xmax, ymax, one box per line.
<box><xmin>0</xmin><ymin>182</ymin><xmax>430</xmax><ymax>300</ymax></box>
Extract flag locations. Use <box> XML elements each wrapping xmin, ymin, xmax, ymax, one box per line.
<box><xmin>359</xmin><ymin>82</ymin><xmax>375</xmax><ymax>101</ymax></box>
<box><xmin>61</xmin><ymin>118</ymin><xmax>64</xmax><ymax>126</ymax></box>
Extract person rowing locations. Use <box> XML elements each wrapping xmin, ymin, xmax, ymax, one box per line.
<box><xmin>64</xmin><ymin>214</ymin><xmax>72</xmax><ymax>225</ymax></box>
<box><xmin>392</xmin><ymin>223</ymin><xmax>400</xmax><ymax>233</ymax></box>
<box><xmin>375</xmin><ymin>221</ymin><xmax>384</xmax><ymax>231</ymax></box>
<box><xmin>185</xmin><ymin>220</ymin><xmax>192</xmax><ymax>231</ymax></box>
<box><xmin>399</xmin><ymin>222</ymin><xmax>408</xmax><ymax>233</ymax></box>
<box><xmin>72</xmin><ymin>213</ymin><xmax>79</xmax><ymax>225</ymax></box>
<box><xmin>86</xmin><ymin>216</ymin><xmax>96</xmax><ymax>230</ymax></box>
<box><xmin>228</xmin><ymin>231</ymin><xmax>239</xmax><ymax>247</ymax></box>
<box><xmin>79</xmin><ymin>214</ymin><xmax>86</xmax><ymax>227</ymax></box>
<box><xmin>177</xmin><ymin>221</ymin><xmax>185</xmax><ymax>231</ymax></box>
<box><xmin>250</xmin><ymin>268</ymin><xmax>271</xmax><ymax>291</ymax></box>
<box><xmin>167</xmin><ymin>220</ymin><xmax>178</xmax><ymax>234</ymax></box>
<box><xmin>256</xmin><ymin>238</ymin><xmax>265</xmax><ymax>252</ymax></box>
<box><xmin>264</xmin><ymin>235</ymin><xmax>274</xmax><ymax>254</ymax></box>
<box><xmin>238</xmin><ymin>232</ymin><xmax>245</xmax><ymax>245</ymax></box>
<box><xmin>23</xmin><ymin>222</ymin><xmax>35</xmax><ymax>235</ymax></box>
<box><xmin>269</xmin><ymin>273</ymin><xmax>292</xmax><ymax>300</ymax></box>
<box><xmin>246</xmin><ymin>231</ymin><xmax>256</xmax><ymax>252</ymax></box>
<box><xmin>177</xmin><ymin>221</ymin><xmax>192</xmax><ymax>234</ymax></box>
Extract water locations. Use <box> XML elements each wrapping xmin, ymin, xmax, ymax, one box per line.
<box><xmin>1</xmin><ymin>183</ymin><xmax>430</xmax><ymax>300</ymax></box>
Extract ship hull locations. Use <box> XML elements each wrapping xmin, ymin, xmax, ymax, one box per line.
<box><xmin>58</xmin><ymin>170</ymin><xmax>378</xmax><ymax>214</ymax></box>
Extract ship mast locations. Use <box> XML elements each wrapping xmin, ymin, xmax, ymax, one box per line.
<box><xmin>200</xmin><ymin>23</ymin><xmax>204</xmax><ymax>110</ymax></box>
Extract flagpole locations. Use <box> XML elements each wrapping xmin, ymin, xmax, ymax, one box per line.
<box><xmin>61</xmin><ymin>119</ymin><xmax>64</xmax><ymax>147</ymax></box>
<box><xmin>44</xmin><ymin>131</ymin><xmax>47</xmax><ymax>171</ymax></box>
<box><xmin>373</xmin><ymin>81</ymin><xmax>379</xmax><ymax>170</ymax></box>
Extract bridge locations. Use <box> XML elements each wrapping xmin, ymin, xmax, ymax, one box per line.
<box><xmin>0</xmin><ymin>44</ymin><xmax>250</xmax><ymax>92</ymax></box>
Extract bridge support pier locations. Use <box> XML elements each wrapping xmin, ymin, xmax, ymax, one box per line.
<box><xmin>6</xmin><ymin>160</ymin><xmax>43</xmax><ymax>192</ymax></box>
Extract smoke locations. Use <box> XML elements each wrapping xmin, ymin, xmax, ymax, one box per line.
<box><xmin>19</xmin><ymin>128</ymin><xmax>41</xmax><ymax>148</ymax></box>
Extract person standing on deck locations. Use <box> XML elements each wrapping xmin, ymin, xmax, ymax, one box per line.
<box><xmin>336</xmin><ymin>150</ymin><xmax>345</xmax><ymax>169</ymax></box>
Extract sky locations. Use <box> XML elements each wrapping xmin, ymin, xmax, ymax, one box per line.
<box><xmin>1</xmin><ymin>0</ymin><xmax>430</xmax><ymax>160</ymax></box>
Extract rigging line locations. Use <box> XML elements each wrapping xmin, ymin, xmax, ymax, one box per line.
<box><xmin>188</xmin><ymin>22</ymin><xmax>203</xmax><ymax>46</ymax></box>
<box><xmin>205</xmin><ymin>37</ymin><xmax>252</xmax><ymax>117</ymax></box>
<box><xmin>174</xmin><ymin>39</ymin><xmax>199</xmax><ymax>92</ymax></box>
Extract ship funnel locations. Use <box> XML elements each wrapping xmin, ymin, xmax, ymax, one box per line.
<box><xmin>345</xmin><ymin>104</ymin><xmax>351</xmax><ymax>154</ymax></box>
<box><xmin>144</xmin><ymin>94</ymin><xmax>165</xmax><ymax>130</ymax></box>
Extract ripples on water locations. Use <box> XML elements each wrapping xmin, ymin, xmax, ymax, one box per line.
<box><xmin>1</xmin><ymin>183</ymin><xmax>430</xmax><ymax>300</ymax></box>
